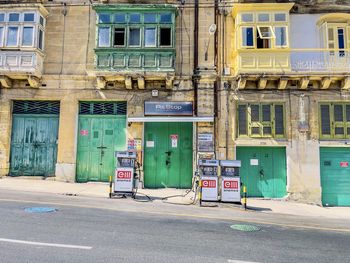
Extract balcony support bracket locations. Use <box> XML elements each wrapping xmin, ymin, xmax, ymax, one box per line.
<box><xmin>28</xmin><ymin>76</ymin><xmax>41</xmax><ymax>89</ymax></box>
<box><xmin>321</xmin><ymin>77</ymin><xmax>332</xmax><ymax>90</ymax></box>
<box><xmin>299</xmin><ymin>77</ymin><xmax>310</xmax><ymax>90</ymax></box>
<box><xmin>0</xmin><ymin>76</ymin><xmax>12</xmax><ymax>88</ymax></box>
<box><xmin>341</xmin><ymin>77</ymin><xmax>350</xmax><ymax>90</ymax></box>
<box><xmin>278</xmin><ymin>78</ymin><xmax>288</xmax><ymax>90</ymax></box>
<box><xmin>238</xmin><ymin>77</ymin><xmax>247</xmax><ymax>89</ymax></box>
<box><xmin>258</xmin><ymin>78</ymin><xmax>268</xmax><ymax>90</ymax></box>
<box><xmin>166</xmin><ymin>75</ymin><xmax>174</xmax><ymax>90</ymax></box>
<box><xmin>96</xmin><ymin>76</ymin><xmax>106</xmax><ymax>89</ymax></box>
<box><xmin>125</xmin><ymin>76</ymin><xmax>132</xmax><ymax>90</ymax></box>
<box><xmin>137</xmin><ymin>77</ymin><xmax>145</xmax><ymax>90</ymax></box>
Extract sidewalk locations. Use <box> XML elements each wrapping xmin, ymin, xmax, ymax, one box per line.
<box><xmin>0</xmin><ymin>176</ymin><xmax>349</xmax><ymax>220</ymax></box>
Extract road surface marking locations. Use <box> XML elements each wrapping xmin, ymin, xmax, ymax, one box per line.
<box><xmin>0</xmin><ymin>197</ymin><xmax>349</xmax><ymax>233</ymax></box>
<box><xmin>0</xmin><ymin>238</ymin><xmax>92</xmax><ymax>250</ymax></box>
<box><xmin>228</xmin><ymin>260</ymin><xmax>261</xmax><ymax>263</ymax></box>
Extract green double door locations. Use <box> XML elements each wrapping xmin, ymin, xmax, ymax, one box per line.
<box><xmin>10</xmin><ymin>115</ymin><xmax>59</xmax><ymax>176</ymax></box>
<box><xmin>320</xmin><ymin>147</ymin><xmax>350</xmax><ymax>206</ymax></box>
<box><xmin>144</xmin><ymin>122</ymin><xmax>193</xmax><ymax>188</ymax></box>
<box><xmin>76</xmin><ymin>116</ymin><xmax>126</xmax><ymax>182</ymax></box>
<box><xmin>237</xmin><ymin>147</ymin><xmax>287</xmax><ymax>198</ymax></box>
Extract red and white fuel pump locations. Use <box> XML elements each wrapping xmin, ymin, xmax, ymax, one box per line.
<box><xmin>220</xmin><ymin>160</ymin><xmax>241</xmax><ymax>203</ymax></box>
<box><xmin>198</xmin><ymin>159</ymin><xmax>219</xmax><ymax>202</ymax></box>
<box><xmin>113</xmin><ymin>151</ymin><xmax>138</xmax><ymax>196</ymax></box>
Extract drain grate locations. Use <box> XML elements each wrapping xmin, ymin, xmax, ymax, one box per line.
<box><xmin>230</xmin><ymin>224</ymin><xmax>261</xmax><ymax>232</ymax></box>
<box><xmin>24</xmin><ymin>207</ymin><xmax>57</xmax><ymax>213</ymax></box>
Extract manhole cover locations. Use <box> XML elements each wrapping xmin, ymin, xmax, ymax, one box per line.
<box><xmin>230</xmin><ymin>224</ymin><xmax>261</xmax><ymax>232</ymax></box>
<box><xmin>24</xmin><ymin>207</ymin><xmax>57</xmax><ymax>213</ymax></box>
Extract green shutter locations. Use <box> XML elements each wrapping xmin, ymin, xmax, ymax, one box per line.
<box><xmin>238</xmin><ymin>103</ymin><xmax>285</xmax><ymax>138</ymax></box>
<box><xmin>238</xmin><ymin>105</ymin><xmax>247</xmax><ymax>136</ymax></box>
<box><xmin>320</xmin><ymin>104</ymin><xmax>331</xmax><ymax>137</ymax></box>
<box><xmin>274</xmin><ymin>104</ymin><xmax>284</xmax><ymax>136</ymax></box>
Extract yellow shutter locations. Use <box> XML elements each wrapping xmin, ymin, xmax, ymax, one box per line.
<box><xmin>327</xmin><ymin>26</ymin><xmax>335</xmax><ymax>50</ymax></box>
<box><xmin>347</xmin><ymin>26</ymin><xmax>350</xmax><ymax>49</ymax></box>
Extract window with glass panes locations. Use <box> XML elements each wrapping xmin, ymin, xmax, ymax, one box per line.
<box><xmin>0</xmin><ymin>11</ymin><xmax>45</xmax><ymax>49</ymax></box>
<box><xmin>238</xmin><ymin>103</ymin><xmax>285</xmax><ymax>138</ymax></box>
<box><xmin>94</xmin><ymin>6</ymin><xmax>176</xmax><ymax>70</ymax></box>
<box><xmin>320</xmin><ymin>23</ymin><xmax>350</xmax><ymax>57</ymax></box>
<box><xmin>238</xmin><ymin>12</ymin><xmax>288</xmax><ymax>49</ymax></box>
<box><xmin>320</xmin><ymin>103</ymin><xmax>350</xmax><ymax>139</ymax></box>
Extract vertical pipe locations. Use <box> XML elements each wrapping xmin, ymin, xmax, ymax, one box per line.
<box><xmin>213</xmin><ymin>3</ymin><xmax>218</xmax><ymax>119</ymax></box>
<box><xmin>193</xmin><ymin>0</ymin><xmax>199</xmax><ymax>116</ymax></box>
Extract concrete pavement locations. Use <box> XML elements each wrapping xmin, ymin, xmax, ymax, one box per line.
<box><xmin>0</xmin><ymin>177</ymin><xmax>350</xmax><ymax>221</ymax></box>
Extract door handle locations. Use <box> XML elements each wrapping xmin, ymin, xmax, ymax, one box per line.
<box><xmin>166</xmin><ymin>160</ymin><xmax>170</xmax><ymax>166</ymax></box>
<box><xmin>259</xmin><ymin>169</ymin><xmax>264</xmax><ymax>177</ymax></box>
<box><xmin>165</xmin><ymin>151</ymin><xmax>172</xmax><ymax>156</ymax></box>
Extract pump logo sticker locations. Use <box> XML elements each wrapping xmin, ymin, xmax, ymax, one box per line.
<box><xmin>202</xmin><ymin>180</ymin><xmax>216</xmax><ymax>188</ymax></box>
<box><xmin>224</xmin><ymin>181</ymin><xmax>239</xmax><ymax>189</ymax></box>
<box><xmin>117</xmin><ymin>170</ymin><xmax>132</xmax><ymax>179</ymax></box>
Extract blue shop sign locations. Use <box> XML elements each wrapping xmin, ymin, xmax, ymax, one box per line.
<box><xmin>144</xmin><ymin>101</ymin><xmax>193</xmax><ymax>116</ymax></box>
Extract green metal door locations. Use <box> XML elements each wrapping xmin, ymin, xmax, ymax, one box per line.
<box><xmin>10</xmin><ymin>101</ymin><xmax>60</xmax><ymax>177</ymax></box>
<box><xmin>236</xmin><ymin>147</ymin><xmax>287</xmax><ymax>198</ymax></box>
<box><xmin>76</xmin><ymin>102</ymin><xmax>127</xmax><ymax>183</ymax></box>
<box><xmin>320</xmin><ymin>147</ymin><xmax>350</xmax><ymax>206</ymax></box>
<box><xmin>144</xmin><ymin>122</ymin><xmax>193</xmax><ymax>188</ymax></box>
<box><xmin>76</xmin><ymin>116</ymin><xmax>126</xmax><ymax>182</ymax></box>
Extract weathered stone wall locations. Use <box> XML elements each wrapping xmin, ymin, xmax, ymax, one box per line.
<box><xmin>0</xmin><ymin>0</ymin><xmax>216</xmax><ymax>181</ymax></box>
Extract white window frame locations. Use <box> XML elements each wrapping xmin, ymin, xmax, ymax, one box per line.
<box><xmin>0</xmin><ymin>26</ymin><xmax>4</xmax><ymax>47</ymax></box>
<box><xmin>241</xmin><ymin>13</ymin><xmax>254</xmax><ymax>23</ymax></box>
<box><xmin>274</xmin><ymin>26</ymin><xmax>288</xmax><ymax>47</ymax></box>
<box><xmin>241</xmin><ymin>26</ymin><xmax>255</xmax><ymax>48</ymax></box>
<box><xmin>257</xmin><ymin>26</ymin><xmax>275</xmax><ymax>39</ymax></box>
<box><xmin>98</xmin><ymin>26</ymin><xmax>111</xmax><ymax>47</ymax></box>
<box><xmin>8</xmin><ymin>12</ymin><xmax>20</xmax><ymax>22</ymax></box>
<box><xmin>6</xmin><ymin>26</ymin><xmax>20</xmax><ymax>47</ymax></box>
<box><xmin>0</xmin><ymin>10</ymin><xmax>45</xmax><ymax>50</ymax></box>
<box><xmin>144</xmin><ymin>26</ymin><xmax>157</xmax><ymax>47</ymax></box>
<box><xmin>128</xmin><ymin>27</ymin><xmax>141</xmax><ymax>47</ymax></box>
<box><xmin>274</xmin><ymin>13</ymin><xmax>287</xmax><ymax>22</ymax></box>
<box><xmin>23</xmin><ymin>12</ymin><xmax>36</xmax><ymax>23</ymax></box>
<box><xmin>22</xmin><ymin>25</ymin><xmax>35</xmax><ymax>47</ymax></box>
<box><xmin>257</xmin><ymin>13</ymin><xmax>270</xmax><ymax>23</ymax></box>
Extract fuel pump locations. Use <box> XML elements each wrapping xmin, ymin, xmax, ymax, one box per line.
<box><xmin>114</xmin><ymin>151</ymin><xmax>138</xmax><ymax>197</ymax></box>
<box><xmin>220</xmin><ymin>160</ymin><xmax>241</xmax><ymax>203</ymax></box>
<box><xmin>198</xmin><ymin>159</ymin><xmax>219</xmax><ymax>202</ymax></box>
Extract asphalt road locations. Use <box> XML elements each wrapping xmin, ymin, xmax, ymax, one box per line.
<box><xmin>0</xmin><ymin>192</ymin><xmax>349</xmax><ymax>263</ymax></box>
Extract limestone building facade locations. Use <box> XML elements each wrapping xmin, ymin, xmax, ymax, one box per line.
<box><xmin>0</xmin><ymin>0</ymin><xmax>349</xmax><ymax>206</ymax></box>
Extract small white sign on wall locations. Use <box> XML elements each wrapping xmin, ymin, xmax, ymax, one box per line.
<box><xmin>170</xmin><ymin>134</ymin><xmax>178</xmax><ymax>148</ymax></box>
<box><xmin>250</xmin><ymin>159</ymin><xmax>259</xmax><ymax>166</ymax></box>
<box><xmin>146</xmin><ymin>141</ymin><xmax>154</xmax><ymax>147</ymax></box>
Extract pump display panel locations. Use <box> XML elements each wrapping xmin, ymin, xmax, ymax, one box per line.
<box><xmin>221</xmin><ymin>167</ymin><xmax>239</xmax><ymax>177</ymax></box>
<box><xmin>119</xmin><ymin>158</ymin><xmax>134</xmax><ymax>168</ymax></box>
<box><xmin>202</xmin><ymin>166</ymin><xmax>217</xmax><ymax>175</ymax></box>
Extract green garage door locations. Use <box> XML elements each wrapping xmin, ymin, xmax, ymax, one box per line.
<box><xmin>76</xmin><ymin>102</ymin><xmax>126</xmax><ymax>182</ymax></box>
<box><xmin>236</xmin><ymin>147</ymin><xmax>287</xmax><ymax>198</ymax></box>
<box><xmin>320</xmin><ymin>147</ymin><xmax>350</xmax><ymax>206</ymax></box>
<box><xmin>144</xmin><ymin>122</ymin><xmax>193</xmax><ymax>189</ymax></box>
<box><xmin>10</xmin><ymin>101</ymin><xmax>60</xmax><ymax>177</ymax></box>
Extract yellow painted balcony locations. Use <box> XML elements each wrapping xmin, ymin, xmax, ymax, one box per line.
<box><xmin>232</xmin><ymin>49</ymin><xmax>350</xmax><ymax>76</ymax></box>
<box><xmin>233</xmin><ymin>49</ymin><xmax>290</xmax><ymax>75</ymax></box>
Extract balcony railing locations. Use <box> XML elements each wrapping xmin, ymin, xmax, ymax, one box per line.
<box><xmin>234</xmin><ymin>49</ymin><xmax>350</xmax><ymax>75</ymax></box>
<box><xmin>0</xmin><ymin>51</ymin><xmax>44</xmax><ymax>78</ymax></box>
<box><xmin>291</xmin><ymin>49</ymin><xmax>350</xmax><ymax>73</ymax></box>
